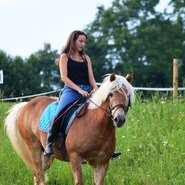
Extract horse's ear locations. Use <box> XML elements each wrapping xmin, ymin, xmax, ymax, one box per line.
<box><xmin>126</xmin><ymin>73</ymin><xmax>133</xmax><ymax>83</ymax></box>
<box><xmin>110</xmin><ymin>73</ymin><xmax>116</xmax><ymax>82</ymax></box>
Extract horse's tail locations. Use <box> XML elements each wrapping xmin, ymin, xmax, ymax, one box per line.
<box><xmin>4</xmin><ymin>102</ymin><xmax>33</xmax><ymax>168</ymax></box>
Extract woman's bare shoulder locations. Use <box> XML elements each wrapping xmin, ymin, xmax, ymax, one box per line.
<box><xmin>84</xmin><ymin>54</ymin><xmax>91</xmax><ymax>62</ymax></box>
<box><xmin>60</xmin><ymin>53</ymin><xmax>68</xmax><ymax>59</ymax></box>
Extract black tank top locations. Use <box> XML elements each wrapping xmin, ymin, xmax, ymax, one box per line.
<box><xmin>67</xmin><ymin>58</ymin><xmax>89</xmax><ymax>85</ymax></box>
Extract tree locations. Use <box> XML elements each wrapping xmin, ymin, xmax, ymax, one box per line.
<box><xmin>85</xmin><ymin>0</ymin><xmax>185</xmax><ymax>87</ymax></box>
<box><xmin>0</xmin><ymin>51</ymin><xmax>28</xmax><ymax>97</ymax></box>
<box><xmin>0</xmin><ymin>44</ymin><xmax>60</xmax><ymax>98</ymax></box>
<box><xmin>26</xmin><ymin>43</ymin><xmax>60</xmax><ymax>93</ymax></box>
<box><xmin>169</xmin><ymin>0</ymin><xmax>185</xmax><ymax>85</ymax></box>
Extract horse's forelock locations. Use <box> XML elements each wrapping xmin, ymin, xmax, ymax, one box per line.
<box><xmin>88</xmin><ymin>74</ymin><xmax>135</xmax><ymax>109</ymax></box>
<box><xmin>115</xmin><ymin>75</ymin><xmax>135</xmax><ymax>104</ymax></box>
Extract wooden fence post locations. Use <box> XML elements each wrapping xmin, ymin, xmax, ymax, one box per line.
<box><xmin>173</xmin><ymin>59</ymin><xmax>178</xmax><ymax>100</ymax></box>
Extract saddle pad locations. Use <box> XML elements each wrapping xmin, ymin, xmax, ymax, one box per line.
<box><xmin>39</xmin><ymin>102</ymin><xmax>84</xmax><ymax>134</ymax></box>
<box><xmin>65</xmin><ymin>105</ymin><xmax>84</xmax><ymax>135</ymax></box>
<box><xmin>39</xmin><ymin>102</ymin><xmax>58</xmax><ymax>132</ymax></box>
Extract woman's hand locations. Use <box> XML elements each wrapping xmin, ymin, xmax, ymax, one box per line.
<box><xmin>78</xmin><ymin>89</ymin><xmax>90</xmax><ymax>98</ymax></box>
<box><xmin>91</xmin><ymin>86</ymin><xmax>98</xmax><ymax>94</ymax></box>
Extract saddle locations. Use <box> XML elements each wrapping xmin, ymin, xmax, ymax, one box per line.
<box><xmin>54</xmin><ymin>98</ymin><xmax>87</xmax><ymax>136</ymax></box>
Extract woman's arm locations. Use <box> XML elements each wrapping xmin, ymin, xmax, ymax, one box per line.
<box><xmin>85</xmin><ymin>55</ymin><xmax>98</xmax><ymax>93</ymax></box>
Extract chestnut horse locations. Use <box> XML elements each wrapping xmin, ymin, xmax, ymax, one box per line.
<box><xmin>5</xmin><ymin>73</ymin><xmax>135</xmax><ymax>185</ymax></box>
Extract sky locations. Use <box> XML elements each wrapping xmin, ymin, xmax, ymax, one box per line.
<box><xmin>0</xmin><ymin>0</ymin><xmax>169</xmax><ymax>59</ymax></box>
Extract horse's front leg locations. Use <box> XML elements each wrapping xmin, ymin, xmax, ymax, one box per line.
<box><xmin>69</xmin><ymin>153</ymin><xmax>83</xmax><ymax>185</ymax></box>
<box><xmin>93</xmin><ymin>162</ymin><xmax>109</xmax><ymax>185</ymax></box>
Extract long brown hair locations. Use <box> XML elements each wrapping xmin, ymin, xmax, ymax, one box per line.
<box><xmin>61</xmin><ymin>30</ymin><xmax>87</xmax><ymax>59</ymax></box>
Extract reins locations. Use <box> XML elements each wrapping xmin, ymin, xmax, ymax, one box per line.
<box><xmin>87</xmin><ymin>98</ymin><xmax>113</xmax><ymax>118</ymax></box>
<box><xmin>54</xmin><ymin>91</ymin><xmax>131</xmax><ymax>124</ymax></box>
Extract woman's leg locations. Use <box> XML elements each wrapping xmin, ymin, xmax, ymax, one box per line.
<box><xmin>44</xmin><ymin>86</ymin><xmax>82</xmax><ymax>156</ymax></box>
<box><xmin>55</xmin><ymin>86</ymin><xmax>82</xmax><ymax>118</ymax></box>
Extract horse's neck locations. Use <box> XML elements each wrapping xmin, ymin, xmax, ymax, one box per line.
<box><xmin>91</xmin><ymin>101</ymin><xmax>116</xmax><ymax>142</ymax></box>
<box><xmin>94</xmin><ymin>100</ymin><xmax>115</xmax><ymax>129</ymax></box>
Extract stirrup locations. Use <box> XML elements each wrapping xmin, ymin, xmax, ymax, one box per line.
<box><xmin>111</xmin><ymin>152</ymin><xmax>121</xmax><ymax>160</ymax></box>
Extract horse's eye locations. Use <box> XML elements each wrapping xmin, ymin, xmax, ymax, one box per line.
<box><xmin>109</xmin><ymin>92</ymin><xmax>114</xmax><ymax>98</ymax></box>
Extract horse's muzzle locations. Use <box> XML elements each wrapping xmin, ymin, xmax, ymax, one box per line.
<box><xmin>113</xmin><ymin>115</ymin><xmax>126</xmax><ymax>127</ymax></box>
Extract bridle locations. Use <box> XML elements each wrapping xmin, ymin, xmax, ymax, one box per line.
<box><xmin>109</xmin><ymin>103</ymin><xmax>129</xmax><ymax>116</ymax></box>
<box><xmin>87</xmin><ymin>93</ymin><xmax>131</xmax><ymax>120</ymax></box>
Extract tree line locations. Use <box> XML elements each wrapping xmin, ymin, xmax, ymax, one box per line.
<box><xmin>0</xmin><ymin>0</ymin><xmax>185</xmax><ymax>98</ymax></box>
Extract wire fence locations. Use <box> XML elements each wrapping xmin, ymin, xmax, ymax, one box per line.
<box><xmin>1</xmin><ymin>85</ymin><xmax>185</xmax><ymax>102</ymax></box>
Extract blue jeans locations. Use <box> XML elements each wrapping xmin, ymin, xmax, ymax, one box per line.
<box><xmin>55</xmin><ymin>84</ymin><xmax>91</xmax><ymax>118</ymax></box>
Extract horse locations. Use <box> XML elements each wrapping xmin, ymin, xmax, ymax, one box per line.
<box><xmin>4</xmin><ymin>73</ymin><xmax>135</xmax><ymax>185</ymax></box>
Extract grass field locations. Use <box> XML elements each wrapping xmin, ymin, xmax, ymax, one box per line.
<box><xmin>0</xmin><ymin>96</ymin><xmax>185</xmax><ymax>185</ymax></box>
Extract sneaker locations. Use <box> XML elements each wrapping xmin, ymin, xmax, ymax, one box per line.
<box><xmin>111</xmin><ymin>152</ymin><xmax>121</xmax><ymax>160</ymax></box>
<box><xmin>43</xmin><ymin>145</ymin><xmax>54</xmax><ymax>156</ymax></box>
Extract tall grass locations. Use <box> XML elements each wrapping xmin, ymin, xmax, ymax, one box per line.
<box><xmin>0</xmin><ymin>96</ymin><xmax>185</xmax><ymax>185</ymax></box>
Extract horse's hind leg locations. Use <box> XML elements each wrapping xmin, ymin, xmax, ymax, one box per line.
<box><xmin>33</xmin><ymin>157</ymin><xmax>53</xmax><ymax>185</ymax></box>
<box><xmin>31</xmin><ymin>149</ymin><xmax>46</xmax><ymax>185</ymax></box>
<box><xmin>28</xmin><ymin>143</ymin><xmax>53</xmax><ymax>185</ymax></box>
<box><xmin>93</xmin><ymin>162</ymin><xmax>109</xmax><ymax>185</ymax></box>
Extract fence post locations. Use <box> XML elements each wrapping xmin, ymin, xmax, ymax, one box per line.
<box><xmin>173</xmin><ymin>59</ymin><xmax>178</xmax><ymax>100</ymax></box>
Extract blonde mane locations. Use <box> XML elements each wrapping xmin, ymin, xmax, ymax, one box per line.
<box><xmin>88</xmin><ymin>74</ymin><xmax>135</xmax><ymax>109</ymax></box>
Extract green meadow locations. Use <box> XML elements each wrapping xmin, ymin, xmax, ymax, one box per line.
<box><xmin>0</xmin><ymin>96</ymin><xmax>185</xmax><ymax>185</ymax></box>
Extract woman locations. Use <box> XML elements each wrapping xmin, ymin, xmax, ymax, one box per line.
<box><xmin>44</xmin><ymin>30</ymin><xmax>97</xmax><ymax>156</ymax></box>
<box><xmin>44</xmin><ymin>30</ymin><xmax>121</xmax><ymax>160</ymax></box>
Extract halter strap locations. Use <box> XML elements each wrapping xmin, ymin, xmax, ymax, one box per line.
<box><xmin>110</xmin><ymin>103</ymin><xmax>128</xmax><ymax>114</ymax></box>
<box><xmin>88</xmin><ymin>96</ymin><xmax>131</xmax><ymax>119</ymax></box>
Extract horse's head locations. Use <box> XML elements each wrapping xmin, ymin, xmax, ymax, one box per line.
<box><xmin>89</xmin><ymin>73</ymin><xmax>135</xmax><ymax>127</ymax></box>
<box><xmin>107</xmin><ymin>73</ymin><xmax>134</xmax><ymax>127</ymax></box>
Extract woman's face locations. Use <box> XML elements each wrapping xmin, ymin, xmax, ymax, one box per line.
<box><xmin>74</xmin><ymin>35</ymin><xmax>87</xmax><ymax>52</ymax></box>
